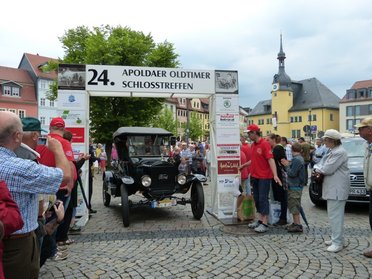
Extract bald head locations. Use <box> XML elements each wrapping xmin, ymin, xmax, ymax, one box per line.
<box><xmin>0</xmin><ymin>111</ymin><xmax>23</xmax><ymax>149</ymax></box>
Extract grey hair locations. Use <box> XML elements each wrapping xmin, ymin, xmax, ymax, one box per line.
<box><xmin>0</xmin><ymin>116</ymin><xmax>22</xmax><ymax>145</ymax></box>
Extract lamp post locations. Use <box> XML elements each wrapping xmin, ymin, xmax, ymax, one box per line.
<box><xmin>308</xmin><ymin>108</ymin><xmax>312</xmax><ymax>141</ymax></box>
<box><xmin>186</xmin><ymin>98</ymin><xmax>190</xmax><ymax>143</ymax></box>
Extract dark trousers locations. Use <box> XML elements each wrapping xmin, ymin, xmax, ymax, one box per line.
<box><xmin>304</xmin><ymin>163</ymin><xmax>309</xmax><ymax>186</ymax></box>
<box><xmin>3</xmin><ymin>231</ymin><xmax>39</xmax><ymax>279</ymax></box>
<box><xmin>370</xmin><ymin>190</ymin><xmax>372</xmax><ymax>231</ymax></box>
<box><xmin>89</xmin><ymin>170</ymin><xmax>93</xmax><ymax>209</ymax></box>
<box><xmin>56</xmin><ymin>198</ymin><xmax>73</xmax><ymax>242</ymax></box>
<box><xmin>272</xmin><ymin>180</ymin><xmax>288</xmax><ymax>221</ymax></box>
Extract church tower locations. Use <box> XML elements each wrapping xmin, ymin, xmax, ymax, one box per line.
<box><xmin>271</xmin><ymin>34</ymin><xmax>293</xmax><ymax>136</ymax></box>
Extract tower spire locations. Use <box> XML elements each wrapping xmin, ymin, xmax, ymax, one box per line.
<box><xmin>273</xmin><ymin>33</ymin><xmax>292</xmax><ymax>91</ymax></box>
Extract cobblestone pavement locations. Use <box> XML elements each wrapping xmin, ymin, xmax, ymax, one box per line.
<box><xmin>40</xmin><ymin>175</ymin><xmax>372</xmax><ymax>279</ymax></box>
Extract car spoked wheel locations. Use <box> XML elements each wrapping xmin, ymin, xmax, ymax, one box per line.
<box><xmin>191</xmin><ymin>182</ymin><xmax>205</xmax><ymax>219</ymax></box>
<box><xmin>102</xmin><ymin>179</ymin><xmax>111</xmax><ymax>207</ymax></box>
<box><xmin>120</xmin><ymin>184</ymin><xmax>130</xmax><ymax>227</ymax></box>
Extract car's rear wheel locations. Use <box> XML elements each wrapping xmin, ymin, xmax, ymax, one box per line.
<box><xmin>120</xmin><ymin>184</ymin><xmax>130</xmax><ymax>227</ymax></box>
<box><xmin>191</xmin><ymin>182</ymin><xmax>205</xmax><ymax>219</ymax></box>
<box><xmin>102</xmin><ymin>179</ymin><xmax>111</xmax><ymax>207</ymax></box>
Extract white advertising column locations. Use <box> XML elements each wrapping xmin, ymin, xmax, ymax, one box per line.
<box><xmin>209</xmin><ymin>71</ymin><xmax>240</xmax><ymax>220</ymax></box>
<box><xmin>58</xmin><ymin>64</ymin><xmax>90</xmax><ymax>225</ymax></box>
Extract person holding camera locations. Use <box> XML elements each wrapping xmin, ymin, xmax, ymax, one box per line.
<box><xmin>313</xmin><ymin>129</ymin><xmax>350</xmax><ymax>253</ymax></box>
<box><xmin>0</xmin><ymin>112</ymin><xmax>72</xmax><ymax>278</ymax></box>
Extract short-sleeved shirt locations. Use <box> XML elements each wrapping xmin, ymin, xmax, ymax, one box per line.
<box><xmin>240</xmin><ymin>150</ymin><xmax>248</xmax><ymax>180</ymax></box>
<box><xmin>36</xmin><ymin>133</ymin><xmax>77</xmax><ymax>188</ymax></box>
<box><xmin>241</xmin><ymin>143</ymin><xmax>252</xmax><ymax>175</ymax></box>
<box><xmin>250</xmin><ymin>138</ymin><xmax>274</xmax><ymax>179</ymax></box>
<box><xmin>0</xmin><ymin>147</ymin><xmax>63</xmax><ymax>234</ymax></box>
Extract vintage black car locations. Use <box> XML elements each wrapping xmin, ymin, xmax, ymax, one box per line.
<box><xmin>102</xmin><ymin>127</ymin><xmax>206</xmax><ymax>227</ymax></box>
<box><xmin>309</xmin><ymin>136</ymin><xmax>369</xmax><ymax>206</ymax></box>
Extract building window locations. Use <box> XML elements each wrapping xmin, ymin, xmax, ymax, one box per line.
<box><xmin>346</xmin><ymin>106</ymin><xmax>353</xmax><ymax>116</ymax></box>
<box><xmin>355</xmin><ymin>106</ymin><xmax>361</xmax><ymax>116</ymax></box>
<box><xmin>0</xmin><ymin>108</ymin><xmax>6</xmax><ymax>111</ymax></box>
<box><xmin>294</xmin><ymin>116</ymin><xmax>298</xmax><ymax>122</ymax></box>
<box><xmin>346</xmin><ymin>119</ymin><xmax>354</xmax><ymax>131</ymax></box>
<box><xmin>8</xmin><ymin>109</ymin><xmax>16</xmax><ymax>114</ymax></box>
<box><xmin>12</xmin><ymin>87</ymin><xmax>20</xmax><ymax>97</ymax></box>
<box><xmin>330</xmin><ymin>113</ymin><xmax>334</xmax><ymax>121</ymax></box>
<box><xmin>292</xmin><ymin>130</ymin><xmax>301</xmax><ymax>138</ymax></box>
<box><xmin>312</xmin><ymin>114</ymin><xmax>317</xmax><ymax>121</ymax></box>
<box><xmin>290</xmin><ymin>117</ymin><xmax>293</xmax><ymax>123</ymax></box>
<box><xmin>18</xmin><ymin>110</ymin><xmax>25</xmax><ymax>118</ymax></box>
<box><xmin>40</xmin><ymin>98</ymin><xmax>46</xmax><ymax>106</ymax></box>
<box><xmin>49</xmin><ymin>100</ymin><xmax>54</xmax><ymax>107</ymax></box>
<box><xmin>368</xmin><ymin>89</ymin><xmax>372</xmax><ymax>98</ymax></box>
<box><xmin>3</xmin><ymin>86</ymin><xmax>11</xmax><ymax>96</ymax></box>
<box><xmin>40</xmin><ymin>117</ymin><xmax>46</xmax><ymax>125</ymax></box>
<box><xmin>299</xmin><ymin>116</ymin><xmax>302</xmax><ymax>122</ymax></box>
<box><xmin>369</xmin><ymin>104</ymin><xmax>372</xmax><ymax>114</ymax></box>
<box><xmin>40</xmin><ymin>80</ymin><xmax>47</xmax><ymax>89</ymax></box>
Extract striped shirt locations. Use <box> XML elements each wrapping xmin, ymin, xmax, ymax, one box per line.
<box><xmin>0</xmin><ymin>147</ymin><xmax>63</xmax><ymax>234</ymax></box>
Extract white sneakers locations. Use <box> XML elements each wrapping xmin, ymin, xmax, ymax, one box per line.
<box><xmin>327</xmin><ymin>244</ymin><xmax>343</xmax><ymax>253</ymax></box>
<box><xmin>325</xmin><ymin>239</ymin><xmax>343</xmax><ymax>252</ymax></box>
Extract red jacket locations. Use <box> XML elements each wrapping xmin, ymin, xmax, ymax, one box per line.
<box><xmin>0</xmin><ymin>180</ymin><xmax>24</xmax><ymax>279</ymax></box>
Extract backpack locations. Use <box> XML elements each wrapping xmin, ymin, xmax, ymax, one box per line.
<box><xmin>298</xmin><ymin>163</ymin><xmax>306</xmax><ymax>186</ymax></box>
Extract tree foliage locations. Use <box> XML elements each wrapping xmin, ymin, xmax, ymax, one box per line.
<box><xmin>151</xmin><ymin>108</ymin><xmax>177</xmax><ymax>135</ymax></box>
<box><xmin>50</xmin><ymin>25</ymin><xmax>180</xmax><ymax>150</ymax></box>
<box><xmin>189</xmin><ymin>113</ymin><xmax>204</xmax><ymax>140</ymax></box>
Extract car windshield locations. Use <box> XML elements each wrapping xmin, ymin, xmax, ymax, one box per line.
<box><xmin>341</xmin><ymin>137</ymin><xmax>367</xmax><ymax>157</ymax></box>
<box><xmin>127</xmin><ymin>135</ymin><xmax>169</xmax><ymax>156</ymax></box>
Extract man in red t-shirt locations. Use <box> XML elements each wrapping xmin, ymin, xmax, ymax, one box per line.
<box><xmin>245</xmin><ymin>124</ymin><xmax>281</xmax><ymax>233</ymax></box>
<box><xmin>37</xmin><ymin>117</ymin><xmax>76</xmax><ymax>195</ymax></box>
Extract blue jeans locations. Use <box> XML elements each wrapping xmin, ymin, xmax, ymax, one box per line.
<box><xmin>251</xmin><ymin>177</ymin><xmax>271</xmax><ymax>216</ymax></box>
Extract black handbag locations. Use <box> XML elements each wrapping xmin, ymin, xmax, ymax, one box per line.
<box><xmin>311</xmin><ymin>170</ymin><xmax>324</xmax><ymax>184</ymax></box>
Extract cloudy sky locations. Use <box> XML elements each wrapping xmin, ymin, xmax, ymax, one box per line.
<box><xmin>1</xmin><ymin>0</ymin><xmax>371</xmax><ymax>108</ymax></box>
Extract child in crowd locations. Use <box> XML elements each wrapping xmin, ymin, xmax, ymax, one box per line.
<box><xmin>281</xmin><ymin>142</ymin><xmax>306</xmax><ymax>233</ymax></box>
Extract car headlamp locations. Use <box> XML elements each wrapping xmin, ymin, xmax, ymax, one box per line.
<box><xmin>141</xmin><ymin>175</ymin><xmax>152</xmax><ymax>187</ymax></box>
<box><xmin>177</xmin><ymin>174</ymin><xmax>187</xmax><ymax>185</ymax></box>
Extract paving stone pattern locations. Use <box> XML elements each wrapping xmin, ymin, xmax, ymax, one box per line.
<box><xmin>40</xmin><ymin>175</ymin><xmax>372</xmax><ymax>278</ymax></box>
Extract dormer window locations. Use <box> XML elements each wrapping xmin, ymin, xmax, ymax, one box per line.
<box><xmin>2</xmin><ymin>84</ymin><xmax>21</xmax><ymax>97</ymax></box>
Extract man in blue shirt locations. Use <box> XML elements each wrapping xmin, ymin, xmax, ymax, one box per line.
<box><xmin>0</xmin><ymin>111</ymin><xmax>72</xmax><ymax>279</ymax></box>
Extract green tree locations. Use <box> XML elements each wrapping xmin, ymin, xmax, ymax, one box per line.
<box><xmin>189</xmin><ymin>113</ymin><xmax>203</xmax><ymax>140</ymax></box>
<box><xmin>48</xmin><ymin>25</ymin><xmax>180</xmax><ymax>157</ymax></box>
<box><xmin>152</xmin><ymin>108</ymin><xmax>177</xmax><ymax>135</ymax></box>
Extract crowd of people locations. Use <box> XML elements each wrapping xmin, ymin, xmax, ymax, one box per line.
<box><xmin>0</xmin><ymin>110</ymin><xmax>371</xmax><ymax>279</ymax></box>
<box><xmin>239</xmin><ymin>120</ymin><xmax>372</xmax><ymax>255</ymax></box>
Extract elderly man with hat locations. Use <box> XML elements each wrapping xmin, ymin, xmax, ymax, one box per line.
<box><xmin>0</xmin><ymin>112</ymin><xmax>72</xmax><ymax>278</ymax></box>
<box><xmin>354</xmin><ymin>117</ymin><xmax>372</xmax><ymax>257</ymax></box>
<box><xmin>313</xmin><ymin>129</ymin><xmax>350</xmax><ymax>253</ymax></box>
<box><xmin>245</xmin><ymin>124</ymin><xmax>281</xmax><ymax>233</ymax></box>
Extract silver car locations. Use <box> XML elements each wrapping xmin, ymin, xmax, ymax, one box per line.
<box><xmin>309</xmin><ymin>136</ymin><xmax>368</xmax><ymax>205</ymax></box>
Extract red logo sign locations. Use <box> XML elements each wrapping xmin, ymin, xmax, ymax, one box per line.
<box><xmin>65</xmin><ymin>127</ymin><xmax>85</xmax><ymax>143</ymax></box>
<box><xmin>217</xmin><ymin>160</ymin><xmax>239</xmax><ymax>175</ymax></box>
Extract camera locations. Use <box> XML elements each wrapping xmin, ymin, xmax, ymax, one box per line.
<box><xmin>47</xmin><ymin>201</ymin><xmax>61</xmax><ymax>213</ymax></box>
<box><xmin>37</xmin><ymin>137</ymin><xmax>47</xmax><ymax>145</ymax></box>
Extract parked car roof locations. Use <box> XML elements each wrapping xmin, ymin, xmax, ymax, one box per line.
<box><xmin>113</xmin><ymin>127</ymin><xmax>173</xmax><ymax>138</ymax></box>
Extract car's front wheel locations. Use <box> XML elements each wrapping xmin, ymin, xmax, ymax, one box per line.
<box><xmin>309</xmin><ymin>181</ymin><xmax>325</xmax><ymax>206</ymax></box>
<box><xmin>102</xmin><ymin>179</ymin><xmax>111</xmax><ymax>207</ymax></box>
<box><xmin>120</xmin><ymin>184</ymin><xmax>130</xmax><ymax>227</ymax></box>
<box><xmin>191</xmin><ymin>182</ymin><xmax>205</xmax><ymax>219</ymax></box>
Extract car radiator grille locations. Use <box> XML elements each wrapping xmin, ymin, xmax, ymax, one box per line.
<box><xmin>349</xmin><ymin>174</ymin><xmax>365</xmax><ymax>187</ymax></box>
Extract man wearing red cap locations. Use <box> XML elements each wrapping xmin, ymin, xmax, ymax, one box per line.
<box><xmin>245</xmin><ymin>124</ymin><xmax>281</xmax><ymax>233</ymax></box>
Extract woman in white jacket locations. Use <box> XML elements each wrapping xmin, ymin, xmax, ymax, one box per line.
<box><xmin>314</xmin><ymin>129</ymin><xmax>350</xmax><ymax>253</ymax></box>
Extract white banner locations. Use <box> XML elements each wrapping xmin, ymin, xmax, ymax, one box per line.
<box><xmin>217</xmin><ymin>175</ymin><xmax>240</xmax><ymax>193</ymax></box>
<box><xmin>86</xmin><ymin>65</ymin><xmax>215</xmax><ymax>94</ymax></box>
